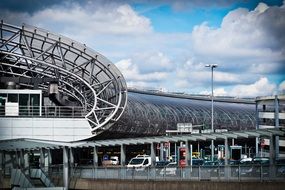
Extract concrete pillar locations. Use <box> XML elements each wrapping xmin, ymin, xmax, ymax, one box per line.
<box><xmin>19</xmin><ymin>149</ymin><xmax>25</xmax><ymax>168</ymax></box>
<box><xmin>47</xmin><ymin>149</ymin><xmax>52</xmax><ymax>166</ymax></box>
<box><xmin>120</xmin><ymin>145</ymin><xmax>126</xmax><ymax>166</ymax></box>
<box><xmin>224</xmin><ymin>138</ymin><xmax>229</xmax><ymax>166</ymax></box>
<box><xmin>93</xmin><ymin>146</ymin><xmax>98</xmax><ymax>167</ymax></box>
<box><xmin>185</xmin><ymin>141</ymin><xmax>192</xmax><ymax>166</ymax></box>
<box><xmin>40</xmin><ymin>148</ymin><xmax>45</xmax><ymax>168</ymax></box>
<box><xmin>255</xmin><ymin>102</ymin><xmax>259</xmax><ymax>157</ymax></box>
<box><xmin>256</xmin><ymin>137</ymin><xmax>259</xmax><ymax>157</ymax></box>
<box><xmin>14</xmin><ymin>151</ymin><xmax>19</xmax><ymax>168</ymax></box>
<box><xmin>270</xmin><ymin>135</ymin><xmax>277</xmax><ymax>178</ymax></box>
<box><xmin>275</xmin><ymin>96</ymin><xmax>279</xmax><ymax>159</ymax></box>
<box><xmin>150</xmin><ymin>143</ymin><xmax>156</xmax><ymax>166</ymax></box>
<box><xmin>269</xmin><ymin>135</ymin><xmax>276</xmax><ymax>165</ymax></box>
<box><xmin>24</xmin><ymin>151</ymin><xmax>29</xmax><ymax>169</ymax></box>
<box><xmin>69</xmin><ymin>148</ymin><xmax>74</xmax><ymax>167</ymax></box>
<box><xmin>63</xmin><ymin>146</ymin><xmax>69</xmax><ymax>189</ymax></box>
<box><xmin>160</xmin><ymin>143</ymin><xmax>164</xmax><ymax>161</ymax></box>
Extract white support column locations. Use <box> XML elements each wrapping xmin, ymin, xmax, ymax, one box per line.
<box><xmin>19</xmin><ymin>149</ymin><xmax>25</xmax><ymax>169</ymax></box>
<box><xmin>224</xmin><ymin>138</ymin><xmax>229</xmax><ymax>166</ymax></box>
<box><xmin>185</xmin><ymin>141</ymin><xmax>192</xmax><ymax>166</ymax></box>
<box><xmin>160</xmin><ymin>143</ymin><xmax>164</xmax><ymax>161</ymax></box>
<box><xmin>40</xmin><ymin>148</ymin><xmax>45</xmax><ymax>168</ymax></box>
<box><xmin>69</xmin><ymin>148</ymin><xmax>74</xmax><ymax>167</ymax></box>
<box><xmin>270</xmin><ymin>134</ymin><xmax>277</xmax><ymax>179</ymax></box>
<box><xmin>269</xmin><ymin>135</ymin><xmax>276</xmax><ymax>165</ymax></box>
<box><xmin>120</xmin><ymin>145</ymin><xmax>126</xmax><ymax>166</ymax></box>
<box><xmin>150</xmin><ymin>143</ymin><xmax>156</xmax><ymax>166</ymax></box>
<box><xmin>93</xmin><ymin>146</ymin><xmax>98</xmax><ymax>167</ymax></box>
<box><xmin>24</xmin><ymin>151</ymin><xmax>29</xmax><ymax>169</ymax></box>
<box><xmin>63</xmin><ymin>146</ymin><xmax>69</xmax><ymax>189</ymax></box>
<box><xmin>275</xmin><ymin>95</ymin><xmax>279</xmax><ymax>159</ymax></box>
<box><xmin>47</xmin><ymin>149</ymin><xmax>52</xmax><ymax>166</ymax></box>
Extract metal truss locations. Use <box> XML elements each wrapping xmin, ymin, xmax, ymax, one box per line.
<box><xmin>0</xmin><ymin>21</ymin><xmax>127</xmax><ymax>135</ymax></box>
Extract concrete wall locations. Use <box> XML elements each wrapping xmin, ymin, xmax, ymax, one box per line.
<box><xmin>70</xmin><ymin>179</ymin><xmax>285</xmax><ymax>190</ymax></box>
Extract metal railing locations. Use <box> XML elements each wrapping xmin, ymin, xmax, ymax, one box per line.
<box><xmin>0</xmin><ymin>105</ymin><xmax>87</xmax><ymax>118</ymax></box>
<box><xmin>44</xmin><ymin>164</ymin><xmax>285</xmax><ymax>183</ymax></box>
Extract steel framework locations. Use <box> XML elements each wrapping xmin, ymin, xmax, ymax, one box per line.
<box><xmin>0</xmin><ymin>21</ymin><xmax>127</xmax><ymax>135</ymax></box>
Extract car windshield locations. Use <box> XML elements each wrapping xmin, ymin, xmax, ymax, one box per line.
<box><xmin>129</xmin><ymin>158</ymin><xmax>144</xmax><ymax>165</ymax></box>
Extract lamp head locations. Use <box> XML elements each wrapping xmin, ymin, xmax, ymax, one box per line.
<box><xmin>205</xmin><ymin>64</ymin><xmax>218</xmax><ymax>68</ymax></box>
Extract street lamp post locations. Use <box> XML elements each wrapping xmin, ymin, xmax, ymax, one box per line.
<box><xmin>205</xmin><ymin>64</ymin><xmax>218</xmax><ymax>161</ymax></box>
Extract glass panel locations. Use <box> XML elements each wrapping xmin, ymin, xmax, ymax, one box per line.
<box><xmin>19</xmin><ymin>94</ymin><xmax>29</xmax><ymax>116</ymax></box>
<box><xmin>0</xmin><ymin>93</ymin><xmax>7</xmax><ymax>97</ymax></box>
<box><xmin>0</xmin><ymin>96</ymin><xmax>5</xmax><ymax>116</ymax></box>
<box><xmin>30</xmin><ymin>94</ymin><xmax>40</xmax><ymax>116</ymax></box>
<box><xmin>8</xmin><ymin>94</ymin><xmax>18</xmax><ymax>102</ymax></box>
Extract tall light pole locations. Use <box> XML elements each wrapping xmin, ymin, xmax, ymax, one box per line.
<box><xmin>205</xmin><ymin>64</ymin><xmax>218</xmax><ymax>161</ymax></box>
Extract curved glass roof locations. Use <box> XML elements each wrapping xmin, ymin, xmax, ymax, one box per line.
<box><xmin>106</xmin><ymin>91</ymin><xmax>256</xmax><ymax>137</ymax></box>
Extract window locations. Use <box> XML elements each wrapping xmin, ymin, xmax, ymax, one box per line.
<box><xmin>143</xmin><ymin>159</ymin><xmax>149</xmax><ymax>165</ymax></box>
<box><xmin>8</xmin><ymin>94</ymin><xmax>18</xmax><ymax>102</ymax></box>
<box><xmin>19</xmin><ymin>94</ymin><xmax>29</xmax><ymax>116</ymax></box>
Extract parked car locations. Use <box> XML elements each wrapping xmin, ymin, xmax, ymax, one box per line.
<box><xmin>252</xmin><ymin>157</ymin><xmax>269</xmax><ymax>165</ymax></box>
<box><xmin>127</xmin><ymin>155</ymin><xmax>152</xmax><ymax>170</ymax></box>
<box><xmin>110</xmin><ymin>156</ymin><xmax>119</xmax><ymax>165</ymax></box>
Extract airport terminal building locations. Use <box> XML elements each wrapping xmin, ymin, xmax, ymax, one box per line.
<box><xmin>0</xmin><ymin>22</ymin><xmax>284</xmax><ymax>189</ymax></box>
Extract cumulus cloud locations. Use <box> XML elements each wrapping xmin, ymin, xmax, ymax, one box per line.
<box><xmin>191</xmin><ymin>2</ymin><xmax>285</xmax><ymax>74</ymax></box>
<box><xmin>228</xmin><ymin>77</ymin><xmax>276</xmax><ymax>98</ymax></box>
<box><xmin>1</xmin><ymin>3</ymin><xmax>152</xmax><ymax>36</ymax></box>
<box><xmin>0</xmin><ymin>1</ymin><xmax>284</xmax><ymax>97</ymax></box>
<box><xmin>279</xmin><ymin>81</ymin><xmax>285</xmax><ymax>94</ymax></box>
<box><xmin>115</xmin><ymin>58</ymin><xmax>168</xmax><ymax>88</ymax></box>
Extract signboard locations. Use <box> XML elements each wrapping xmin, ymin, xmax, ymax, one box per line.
<box><xmin>177</xmin><ymin>123</ymin><xmax>192</xmax><ymax>133</ymax></box>
<box><xmin>5</xmin><ymin>102</ymin><xmax>19</xmax><ymax>116</ymax></box>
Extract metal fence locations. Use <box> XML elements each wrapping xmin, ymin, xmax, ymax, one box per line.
<box><xmin>0</xmin><ymin>105</ymin><xmax>87</xmax><ymax>118</ymax></box>
<box><xmin>46</xmin><ymin>164</ymin><xmax>285</xmax><ymax>184</ymax></box>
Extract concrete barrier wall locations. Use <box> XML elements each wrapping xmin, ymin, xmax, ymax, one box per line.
<box><xmin>70</xmin><ymin>179</ymin><xmax>285</xmax><ymax>190</ymax></box>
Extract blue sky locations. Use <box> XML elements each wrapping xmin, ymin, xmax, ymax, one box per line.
<box><xmin>0</xmin><ymin>0</ymin><xmax>284</xmax><ymax>97</ymax></box>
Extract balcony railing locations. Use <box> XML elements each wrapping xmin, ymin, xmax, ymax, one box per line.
<box><xmin>0</xmin><ymin>105</ymin><xmax>87</xmax><ymax>118</ymax></box>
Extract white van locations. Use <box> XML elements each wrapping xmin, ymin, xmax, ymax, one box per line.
<box><xmin>127</xmin><ymin>155</ymin><xmax>152</xmax><ymax>170</ymax></box>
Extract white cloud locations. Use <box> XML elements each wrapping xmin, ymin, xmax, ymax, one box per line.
<box><xmin>191</xmin><ymin>2</ymin><xmax>285</xmax><ymax>73</ymax></box>
<box><xmin>115</xmin><ymin>58</ymin><xmax>168</xmax><ymax>83</ymax></box>
<box><xmin>228</xmin><ymin>77</ymin><xmax>276</xmax><ymax>98</ymax></box>
<box><xmin>1</xmin><ymin>1</ymin><xmax>284</xmax><ymax>97</ymax></box>
<box><xmin>279</xmin><ymin>81</ymin><xmax>285</xmax><ymax>94</ymax></box>
<box><xmin>2</xmin><ymin>3</ymin><xmax>152</xmax><ymax>36</ymax></box>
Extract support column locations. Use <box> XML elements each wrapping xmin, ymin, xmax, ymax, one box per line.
<box><xmin>47</xmin><ymin>149</ymin><xmax>52</xmax><ymax>166</ymax></box>
<box><xmin>256</xmin><ymin>137</ymin><xmax>259</xmax><ymax>157</ymax></box>
<box><xmin>14</xmin><ymin>151</ymin><xmax>19</xmax><ymax>168</ymax></box>
<box><xmin>275</xmin><ymin>95</ymin><xmax>279</xmax><ymax>159</ymax></box>
<box><xmin>160</xmin><ymin>143</ymin><xmax>164</xmax><ymax>161</ymax></box>
<box><xmin>270</xmin><ymin>135</ymin><xmax>277</xmax><ymax>179</ymax></box>
<box><xmin>19</xmin><ymin>149</ymin><xmax>25</xmax><ymax>169</ymax></box>
<box><xmin>63</xmin><ymin>146</ymin><xmax>69</xmax><ymax>189</ymax></box>
<box><xmin>224</xmin><ymin>138</ymin><xmax>229</xmax><ymax>166</ymax></box>
<box><xmin>40</xmin><ymin>148</ymin><xmax>45</xmax><ymax>168</ymax></box>
<box><xmin>0</xmin><ymin>151</ymin><xmax>3</xmax><ymax>170</ymax></box>
<box><xmin>269</xmin><ymin>135</ymin><xmax>276</xmax><ymax>165</ymax></box>
<box><xmin>150</xmin><ymin>143</ymin><xmax>156</xmax><ymax>166</ymax></box>
<box><xmin>255</xmin><ymin>102</ymin><xmax>259</xmax><ymax>157</ymax></box>
<box><xmin>24</xmin><ymin>151</ymin><xmax>29</xmax><ymax>169</ymax></box>
<box><xmin>69</xmin><ymin>148</ymin><xmax>74</xmax><ymax>167</ymax></box>
<box><xmin>185</xmin><ymin>141</ymin><xmax>192</xmax><ymax>166</ymax></box>
<box><xmin>93</xmin><ymin>146</ymin><xmax>98</xmax><ymax>167</ymax></box>
<box><xmin>120</xmin><ymin>145</ymin><xmax>126</xmax><ymax>166</ymax></box>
